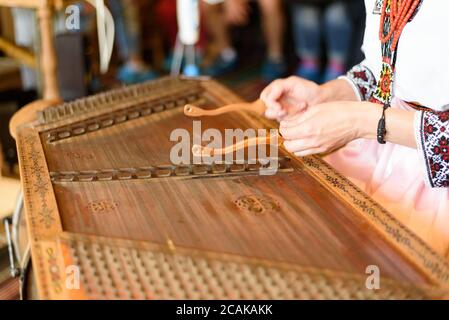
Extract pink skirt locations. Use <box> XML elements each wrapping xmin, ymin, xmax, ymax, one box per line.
<box><xmin>323</xmin><ymin>98</ymin><xmax>449</xmax><ymax>257</ymax></box>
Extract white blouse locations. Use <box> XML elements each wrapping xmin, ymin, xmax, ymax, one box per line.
<box><xmin>360</xmin><ymin>0</ymin><xmax>449</xmax><ymax>110</ymax></box>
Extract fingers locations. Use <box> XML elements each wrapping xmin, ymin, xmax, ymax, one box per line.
<box><xmin>260</xmin><ymin>77</ymin><xmax>309</xmax><ymax>121</ymax></box>
<box><xmin>262</xmin><ymin>85</ymin><xmax>284</xmax><ymax>119</ymax></box>
<box><xmin>261</xmin><ymin>80</ymin><xmax>290</xmax><ymax>120</ymax></box>
<box><xmin>261</xmin><ymin>80</ymin><xmax>284</xmax><ymax>105</ymax></box>
<box><xmin>285</xmin><ymin>100</ymin><xmax>307</xmax><ymax>115</ymax></box>
<box><xmin>293</xmin><ymin>148</ymin><xmax>325</xmax><ymax>157</ymax></box>
<box><xmin>265</xmin><ymin>105</ymin><xmax>285</xmax><ymax>119</ymax></box>
<box><xmin>283</xmin><ymin>139</ymin><xmax>315</xmax><ymax>153</ymax></box>
<box><xmin>279</xmin><ymin>113</ymin><xmax>303</xmax><ymax>127</ymax></box>
<box><xmin>279</xmin><ymin>121</ymin><xmax>312</xmax><ymax>140</ymax></box>
<box><xmin>282</xmin><ymin>139</ymin><xmax>324</xmax><ymax>157</ymax></box>
<box><xmin>280</xmin><ymin>126</ymin><xmax>309</xmax><ymax>140</ymax></box>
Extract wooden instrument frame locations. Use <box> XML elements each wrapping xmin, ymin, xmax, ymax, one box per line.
<box><xmin>13</xmin><ymin>77</ymin><xmax>449</xmax><ymax>299</ymax></box>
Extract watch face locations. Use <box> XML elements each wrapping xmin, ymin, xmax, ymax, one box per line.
<box><xmin>373</xmin><ymin>0</ymin><xmax>383</xmax><ymax>15</ymax></box>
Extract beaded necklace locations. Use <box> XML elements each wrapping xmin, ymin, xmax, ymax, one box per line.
<box><xmin>371</xmin><ymin>0</ymin><xmax>423</xmax><ymax>106</ymax></box>
<box><xmin>371</xmin><ymin>0</ymin><xmax>423</xmax><ymax>143</ymax></box>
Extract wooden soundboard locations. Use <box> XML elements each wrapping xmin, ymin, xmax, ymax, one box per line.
<box><xmin>15</xmin><ymin>77</ymin><xmax>449</xmax><ymax>299</ymax></box>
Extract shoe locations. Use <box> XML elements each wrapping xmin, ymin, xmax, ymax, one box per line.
<box><xmin>294</xmin><ymin>64</ymin><xmax>321</xmax><ymax>83</ymax></box>
<box><xmin>322</xmin><ymin>60</ymin><xmax>346</xmax><ymax>83</ymax></box>
<box><xmin>164</xmin><ymin>51</ymin><xmax>204</xmax><ymax>74</ymax></box>
<box><xmin>202</xmin><ymin>54</ymin><xmax>237</xmax><ymax>77</ymax></box>
<box><xmin>136</xmin><ymin>70</ymin><xmax>158</xmax><ymax>83</ymax></box>
<box><xmin>117</xmin><ymin>64</ymin><xmax>158</xmax><ymax>85</ymax></box>
<box><xmin>261</xmin><ymin>59</ymin><xmax>287</xmax><ymax>82</ymax></box>
<box><xmin>163</xmin><ymin>53</ymin><xmax>174</xmax><ymax>73</ymax></box>
<box><xmin>183</xmin><ymin>64</ymin><xmax>200</xmax><ymax>77</ymax></box>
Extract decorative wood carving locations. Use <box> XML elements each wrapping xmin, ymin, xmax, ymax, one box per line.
<box><xmin>49</xmin><ymin>157</ymin><xmax>293</xmax><ymax>183</ymax></box>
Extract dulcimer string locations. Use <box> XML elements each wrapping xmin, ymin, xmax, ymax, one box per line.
<box><xmin>184</xmin><ymin>100</ymin><xmax>283</xmax><ymax>157</ymax></box>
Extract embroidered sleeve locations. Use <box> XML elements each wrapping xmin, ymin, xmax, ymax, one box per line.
<box><xmin>415</xmin><ymin>110</ymin><xmax>449</xmax><ymax>188</ymax></box>
<box><xmin>339</xmin><ymin>64</ymin><xmax>377</xmax><ymax>102</ymax></box>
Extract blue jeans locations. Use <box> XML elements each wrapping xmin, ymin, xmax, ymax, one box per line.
<box><xmin>107</xmin><ymin>0</ymin><xmax>140</xmax><ymax>61</ymax></box>
<box><xmin>76</xmin><ymin>0</ymin><xmax>140</xmax><ymax>61</ymax></box>
<box><xmin>292</xmin><ymin>2</ymin><xmax>352</xmax><ymax>63</ymax></box>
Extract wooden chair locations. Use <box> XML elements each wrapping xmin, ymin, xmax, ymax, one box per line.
<box><xmin>0</xmin><ymin>1</ymin><xmax>63</xmax><ymax>138</ymax></box>
<box><xmin>4</xmin><ymin>1</ymin><xmax>114</xmax><ymax>138</ymax></box>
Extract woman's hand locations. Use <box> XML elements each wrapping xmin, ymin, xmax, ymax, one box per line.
<box><xmin>279</xmin><ymin>101</ymin><xmax>379</xmax><ymax>156</ymax></box>
<box><xmin>260</xmin><ymin>76</ymin><xmax>321</xmax><ymax>121</ymax></box>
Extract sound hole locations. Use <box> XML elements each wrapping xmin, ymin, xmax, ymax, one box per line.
<box><xmin>86</xmin><ymin>200</ymin><xmax>119</xmax><ymax>214</ymax></box>
<box><xmin>234</xmin><ymin>195</ymin><xmax>280</xmax><ymax>215</ymax></box>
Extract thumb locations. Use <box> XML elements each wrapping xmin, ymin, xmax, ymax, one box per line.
<box><xmin>288</xmin><ymin>101</ymin><xmax>307</xmax><ymax>113</ymax></box>
<box><xmin>279</xmin><ymin>112</ymin><xmax>303</xmax><ymax>128</ymax></box>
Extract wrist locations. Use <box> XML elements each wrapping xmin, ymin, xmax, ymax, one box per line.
<box><xmin>315</xmin><ymin>78</ymin><xmax>360</xmax><ymax>104</ymax></box>
<box><xmin>312</xmin><ymin>84</ymin><xmax>329</xmax><ymax>105</ymax></box>
<box><xmin>354</xmin><ymin>102</ymin><xmax>382</xmax><ymax>139</ymax></box>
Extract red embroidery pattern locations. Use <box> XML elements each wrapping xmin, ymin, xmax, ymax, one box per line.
<box><xmin>345</xmin><ymin>64</ymin><xmax>377</xmax><ymax>101</ymax></box>
<box><xmin>420</xmin><ymin>111</ymin><xmax>449</xmax><ymax>187</ymax></box>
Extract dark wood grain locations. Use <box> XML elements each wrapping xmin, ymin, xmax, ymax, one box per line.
<box><xmin>54</xmin><ymin>172</ymin><xmax>428</xmax><ymax>285</ymax></box>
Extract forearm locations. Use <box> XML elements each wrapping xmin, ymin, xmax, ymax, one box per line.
<box><xmin>355</xmin><ymin>102</ymin><xmax>449</xmax><ymax>187</ymax></box>
<box><xmin>356</xmin><ymin>102</ymin><xmax>417</xmax><ymax>148</ymax></box>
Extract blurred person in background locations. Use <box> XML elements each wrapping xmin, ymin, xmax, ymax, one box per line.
<box><xmin>290</xmin><ymin>0</ymin><xmax>353</xmax><ymax>83</ymax></box>
<box><xmin>201</xmin><ymin>0</ymin><xmax>286</xmax><ymax>81</ymax></box>
<box><xmin>108</xmin><ymin>0</ymin><xmax>157</xmax><ymax>84</ymax></box>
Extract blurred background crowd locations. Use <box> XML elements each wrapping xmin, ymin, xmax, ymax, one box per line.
<box><xmin>0</xmin><ymin>0</ymin><xmax>366</xmax><ymax>172</ymax></box>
